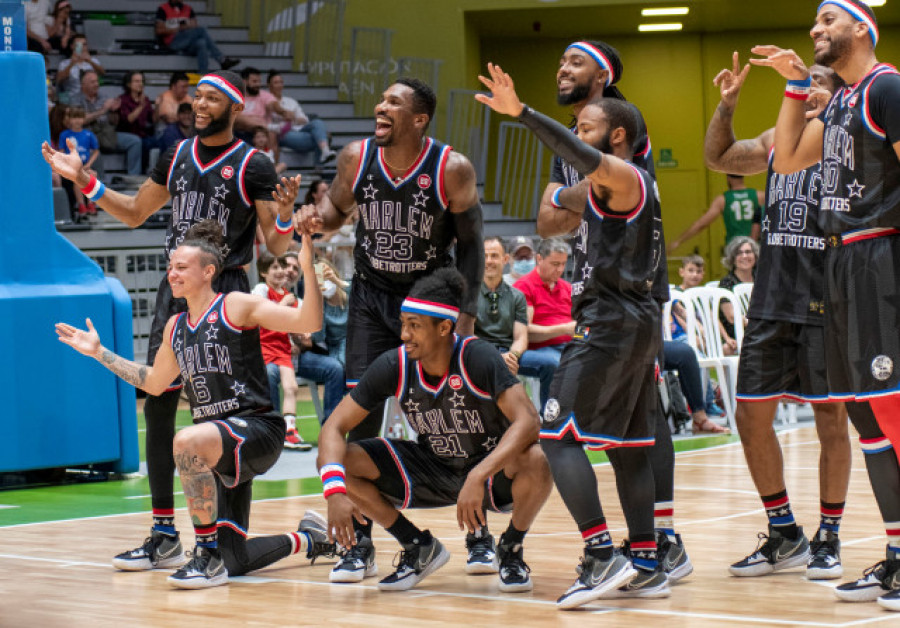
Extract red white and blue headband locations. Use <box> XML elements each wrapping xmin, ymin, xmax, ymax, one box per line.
<box><xmin>198</xmin><ymin>74</ymin><xmax>245</xmax><ymax>105</ymax></box>
<box><xmin>401</xmin><ymin>298</ymin><xmax>460</xmax><ymax>323</ymax></box>
<box><xmin>818</xmin><ymin>0</ymin><xmax>879</xmax><ymax>47</ymax></box>
<box><xmin>566</xmin><ymin>41</ymin><xmax>616</xmax><ymax>87</ymax></box>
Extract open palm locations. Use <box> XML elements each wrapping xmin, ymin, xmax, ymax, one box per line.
<box><xmin>56</xmin><ymin>318</ymin><xmax>102</xmax><ymax>358</ymax></box>
<box><xmin>41</xmin><ymin>137</ymin><xmax>85</xmax><ymax>183</ymax></box>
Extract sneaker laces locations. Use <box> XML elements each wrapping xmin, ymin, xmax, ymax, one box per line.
<box><xmin>307</xmin><ymin>536</ymin><xmax>337</xmax><ymax>564</ymax></box>
<box><xmin>338</xmin><ymin>541</ymin><xmax>371</xmax><ymax>565</ymax></box>
<box><xmin>499</xmin><ymin>546</ymin><xmax>531</xmax><ymax>579</ymax></box>
<box><xmin>467</xmin><ymin>534</ymin><xmax>494</xmax><ymax>560</ymax></box>
<box><xmin>809</xmin><ymin>537</ymin><xmax>836</xmax><ymax>561</ymax></box>
<box><xmin>751</xmin><ymin>532</ymin><xmax>779</xmax><ymax>560</ymax></box>
<box><xmin>392</xmin><ymin>546</ymin><xmax>420</xmax><ymax>573</ymax></box>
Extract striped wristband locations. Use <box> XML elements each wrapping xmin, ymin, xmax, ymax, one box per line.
<box><xmin>274</xmin><ymin>213</ymin><xmax>294</xmax><ymax>234</ymax></box>
<box><xmin>80</xmin><ymin>175</ymin><xmax>106</xmax><ymax>201</ymax></box>
<box><xmin>550</xmin><ymin>186</ymin><xmax>567</xmax><ymax>209</ymax></box>
<box><xmin>785</xmin><ymin>77</ymin><xmax>812</xmax><ymax>101</ymax></box>
<box><xmin>320</xmin><ymin>463</ymin><xmax>347</xmax><ymax>498</ymax></box>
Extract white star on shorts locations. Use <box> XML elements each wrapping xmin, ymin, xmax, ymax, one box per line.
<box><xmin>230</xmin><ymin>381</ymin><xmax>246</xmax><ymax>396</ymax></box>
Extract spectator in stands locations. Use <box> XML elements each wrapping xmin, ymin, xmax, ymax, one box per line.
<box><xmin>513</xmin><ymin>237</ymin><xmax>575</xmax><ymax>409</ymax></box>
<box><xmin>315</xmin><ymin>258</ymin><xmax>349</xmax><ymax>367</ymax></box>
<box><xmin>48</xmin><ymin>102</ymin><xmax>67</xmax><ymax>192</ymax></box>
<box><xmin>503</xmin><ymin>235</ymin><xmax>536</xmax><ymax>286</ymax></box>
<box><xmin>266</xmin><ymin>70</ymin><xmax>336</xmax><ymax>166</ymax></box>
<box><xmin>59</xmin><ymin>106</ymin><xmax>100</xmax><ymax>220</ymax></box>
<box><xmin>57</xmin><ymin>34</ymin><xmax>106</xmax><ymax>104</ymax></box>
<box><xmin>282</xmin><ymin>248</ymin><xmax>302</xmax><ymax>297</ymax></box>
<box><xmin>158</xmin><ymin>102</ymin><xmax>194</xmax><ymax>153</ymax></box>
<box><xmin>47</xmin><ymin>0</ymin><xmax>74</xmax><ymax>56</ymax></box>
<box><xmin>476</xmin><ymin>236</ymin><xmax>529</xmax><ymax>376</ymax></box>
<box><xmin>154</xmin><ymin>71</ymin><xmax>192</xmax><ymax>127</ymax></box>
<box><xmin>718</xmin><ymin>235</ymin><xmax>758</xmax><ymax>352</ymax></box>
<box><xmin>155</xmin><ymin>0</ymin><xmax>239</xmax><ymax>74</ymax></box>
<box><xmin>663</xmin><ymin>341</ymin><xmax>730</xmax><ymax>434</ymax></box>
<box><xmin>71</xmin><ymin>70</ymin><xmax>142</xmax><ymax>176</ymax></box>
<box><xmin>25</xmin><ymin>0</ymin><xmax>53</xmax><ymax>54</ymax></box>
<box><xmin>253</xmin><ymin>126</ymin><xmax>287</xmax><ymax>175</ymax></box>
<box><xmin>235</xmin><ymin>67</ymin><xmax>280</xmax><ymax>151</ymax></box>
<box><xmin>117</xmin><ymin>71</ymin><xmax>159</xmax><ymax>172</ymax></box>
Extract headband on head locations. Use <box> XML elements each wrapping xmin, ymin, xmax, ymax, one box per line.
<box><xmin>566</xmin><ymin>41</ymin><xmax>616</xmax><ymax>87</ymax></box>
<box><xmin>400</xmin><ymin>298</ymin><xmax>460</xmax><ymax>323</ymax></box>
<box><xmin>818</xmin><ymin>0</ymin><xmax>879</xmax><ymax>47</ymax></box>
<box><xmin>198</xmin><ymin>74</ymin><xmax>244</xmax><ymax>104</ymax></box>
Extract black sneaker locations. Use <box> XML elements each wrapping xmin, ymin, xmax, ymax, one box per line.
<box><xmin>807</xmin><ymin>529</ymin><xmax>842</xmax><ymax>580</ymax></box>
<box><xmin>112</xmin><ymin>530</ymin><xmax>186</xmax><ymax>571</ymax></box>
<box><xmin>220</xmin><ymin>57</ymin><xmax>240</xmax><ymax>71</ymax></box>
<box><xmin>167</xmin><ymin>546</ymin><xmax>228</xmax><ymax>589</ymax></box>
<box><xmin>330</xmin><ymin>534</ymin><xmax>378</xmax><ymax>582</ymax></box>
<box><xmin>657</xmin><ymin>530</ymin><xmax>693</xmax><ymax>582</ymax></box>
<box><xmin>497</xmin><ymin>539</ymin><xmax>532</xmax><ymax>592</ymax></box>
<box><xmin>298</xmin><ymin>510</ymin><xmax>337</xmax><ymax>563</ymax></box>
<box><xmin>602</xmin><ymin>566</ymin><xmax>670</xmax><ymax>599</ymax></box>
<box><xmin>377</xmin><ymin>534</ymin><xmax>450</xmax><ymax>591</ymax></box>
<box><xmin>729</xmin><ymin>526</ymin><xmax>810</xmax><ymax>577</ymax></box>
<box><xmin>835</xmin><ymin>546</ymin><xmax>900</xmax><ymax>602</ymax></box>
<box><xmin>557</xmin><ymin>552</ymin><xmax>636</xmax><ymax>610</ymax></box>
<box><xmin>465</xmin><ymin>530</ymin><xmax>499</xmax><ymax>574</ymax></box>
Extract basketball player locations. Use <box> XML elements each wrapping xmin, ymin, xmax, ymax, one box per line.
<box><xmin>294</xmin><ymin>77</ymin><xmax>486</xmax><ymax>577</ymax></box>
<box><xmin>537</xmin><ymin>39</ymin><xmax>690</xmax><ymax>585</ymax></box>
<box><xmin>477</xmin><ymin>63</ymin><xmax>670</xmax><ymax>608</ymax></box>
<box><xmin>704</xmin><ymin>53</ymin><xmax>851</xmax><ymax>580</ymax></box>
<box><xmin>751</xmin><ymin>0</ymin><xmax>900</xmax><ymax>609</ymax></box>
<box><xmin>42</xmin><ymin>70</ymin><xmax>301</xmax><ymax>572</ymax></box>
<box><xmin>56</xmin><ymin>222</ymin><xmax>335</xmax><ymax>589</ymax></box>
<box><xmin>318</xmin><ymin>268</ymin><xmax>552</xmax><ymax>592</ymax></box>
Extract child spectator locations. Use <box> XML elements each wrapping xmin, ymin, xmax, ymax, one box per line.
<box><xmin>252</xmin><ymin>126</ymin><xmax>287</xmax><ymax>175</ymax></box>
<box><xmin>59</xmin><ymin>107</ymin><xmax>99</xmax><ymax>220</ymax></box>
<box><xmin>252</xmin><ymin>252</ymin><xmax>312</xmax><ymax>451</ymax></box>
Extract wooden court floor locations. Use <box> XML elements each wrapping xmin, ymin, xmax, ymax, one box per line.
<box><xmin>2</xmin><ymin>425</ymin><xmax>898</xmax><ymax>627</ymax></box>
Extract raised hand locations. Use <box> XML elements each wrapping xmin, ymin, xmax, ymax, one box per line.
<box><xmin>42</xmin><ymin>137</ymin><xmax>87</xmax><ymax>185</ymax></box>
<box><xmin>294</xmin><ymin>203</ymin><xmax>324</xmax><ymax>236</ymax></box>
<box><xmin>749</xmin><ymin>45</ymin><xmax>810</xmax><ymax>81</ymax></box>
<box><xmin>273</xmin><ymin>173</ymin><xmax>301</xmax><ymax>213</ymax></box>
<box><xmin>474</xmin><ymin>62</ymin><xmax>526</xmax><ymax>117</ymax></box>
<box><xmin>56</xmin><ymin>318</ymin><xmax>102</xmax><ymax>358</ymax></box>
<box><xmin>298</xmin><ymin>231</ymin><xmax>316</xmax><ymax>272</ymax></box>
<box><xmin>713</xmin><ymin>51</ymin><xmax>751</xmax><ymax>110</ymax></box>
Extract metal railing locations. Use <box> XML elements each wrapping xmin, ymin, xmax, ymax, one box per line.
<box><xmin>494</xmin><ymin>122</ymin><xmax>552</xmax><ymax>220</ymax></box>
<box><xmin>446</xmin><ymin>89</ymin><xmax>490</xmax><ymax>184</ymax></box>
<box><xmin>347</xmin><ymin>27</ymin><xmax>393</xmax><ymax>116</ymax></box>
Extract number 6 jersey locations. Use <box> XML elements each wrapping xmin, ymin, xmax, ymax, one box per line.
<box><xmin>351</xmin><ymin>137</ymin><xmax>456</xmax><ymax>294</ymax></box>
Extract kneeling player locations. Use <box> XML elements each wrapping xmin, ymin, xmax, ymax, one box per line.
<box><xmin>318</xmin><ymin>268</ymin><xmax>553</xmax><ymax>592</ymax></box>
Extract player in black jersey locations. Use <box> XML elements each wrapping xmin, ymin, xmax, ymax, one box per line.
<box><xmin>56</xmin><ymin>221</ymin><xmax>334</xmax><ymax>589</ymax></box>
<box><xmin>317</xmin><ymin>268</ymin><xmax>552</xmax><ymax>592</ymax></box>
<box><xmin>751</xmin><ymin>0</ymin><xmax>900</xmax><ymax>609</ymax></box>
<box><xmin>705</xmin><ymin>53</ymin><xmax>852</xmax><ymax>581</ymax></box>
<box><xmin>536</xmin><ymin>39</ymin><xmax>689</xmax><ymax>589</ymax></box>
<box><xmin>43</xmin><ymin>70</ymin><xmax>303</xmax><ymax>572</ymax></box>
<box><xmin>478</xmin><ymin>63</ymin><xmax>674</xmax><ymax>608</ymax></box>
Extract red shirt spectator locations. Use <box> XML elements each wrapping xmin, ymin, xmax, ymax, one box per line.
<box><xmin>514</xmin><ymin>240</ymin><xmax>575</xmax><ymax>349</ymax></box>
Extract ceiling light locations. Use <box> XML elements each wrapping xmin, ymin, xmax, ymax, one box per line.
<box><xmin>862</xmin><ymin>0</ymin><xmax>885</xmax><ymax>6</ymax></box>
<box><xmin>638</xmin><ymin>23</ymin><xmax>684</xmax><ymax>32</ymax></box>
<box><xmin>641</xmin><ymin>7</ymin><xmax>689</xmax><ymax>16</ymax></box>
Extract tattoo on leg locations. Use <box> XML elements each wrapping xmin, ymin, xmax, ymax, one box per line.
<box><xmin>175</xmin><ymin>451</ymin><xmax>217</xmax><ymax>525</ymax></box>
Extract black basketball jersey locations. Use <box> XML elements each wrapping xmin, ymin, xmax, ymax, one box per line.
<box><xmin>819</xmin><ymin>64</ymin><xmax>900</xmax><ymax>234</ymax></box>
<box><xmin>352</xmin><ymin>336</ymin><xmax>518</xmax><ymax>472</ymax></box>
<box><xmin>351</xmin><ymin>137</ymin><xmax>456</xmax><ymax>294</ymax></box>
<box><xmin>569</xmin><ymin>164</ymin><xmax>664</xmax><ymax>324</ymax></box>
<box><xmin>170</xmin><ymin>293</ymin><xmax>276</xmax><ymax>422</ymax></box>
<box><xmin>749</xmin><ymin>153</ymin><xmax>826</xmax><ymax>325</ymax></box>
<box><xmin>165</xmin><ymin>137</ymin><xmax>261</xmax><ymax>267</ymax></box>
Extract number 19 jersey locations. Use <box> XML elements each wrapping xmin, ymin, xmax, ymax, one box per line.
<box><xmin>351</xmin><ymin>137</ymin><xmax>456</xmax><ymax>295</ymax></box>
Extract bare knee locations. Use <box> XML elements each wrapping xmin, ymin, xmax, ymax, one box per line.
<box><xmin>508</xmin><ymin>443</ymin><xmax>552</xmax><ymax>486</ymax></box>
<box><xmin>172</xmin><ymin>425</ymin><xmax>220</xmax><ymax>468</ymax></box>
<box><xmin>815</xmin><ymin>404</ymin><xmax>850</xmax><ymax>448</ymax></box>
<box><xmin>344</xmin><ymin>443</ymin><xmax>380</xmax><ymax>480</ymax></box>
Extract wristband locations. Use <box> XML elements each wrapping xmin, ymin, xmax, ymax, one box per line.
<box><xmin>510</xmin><ymin>350</ymin><xmax>521</xmax><ymax>359</ymax></box>
<box><xmin>550</xmin><ymin>186</ymin><xmax>567</xmax><ymax>209</ymax></box>
<box><xmin>80</xmin><ymin>174</ymin><xmax>106</xmax><ymax>201</ymax></box>
<box><xmin>320</xmin><ymin>463</ymin><xmax>347</xmax><ymax>498</ymax></box>
<box><xmin>274</xmin><ymin>213</ymin><xmax>294</xmax><ymax>234</ymax></box>
<box><xmin>785</xmin><ymin>77</ymin><xmax>811</xmax><ymax>101</ymax></box>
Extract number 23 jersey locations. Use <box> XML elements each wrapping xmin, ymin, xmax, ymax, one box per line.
<box><xmin>351</xmin><ymin>137</ymin><xmax>456</xmax><ymax>294</ymax></box>
<box><xmin>350</xmin><ymin>336</ymin><xmax>520</xmax><ymax>471</ymax></box>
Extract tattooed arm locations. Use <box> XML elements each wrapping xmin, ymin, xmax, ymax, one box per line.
<box><xmin>56</xmin><ymin>317</ymin><xmax>181</xmax><ymax>395</ymax></box>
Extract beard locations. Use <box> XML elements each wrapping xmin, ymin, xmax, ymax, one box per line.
<box><xmin>194</xmin><ymin>108</ymin><xmax>231</xmax><ymax>138</ymax></box>
<box><xmin>596</xmin><ymin>130</ymin><xmax>613</xmax><ymax>155</ymax></box>
<box><xmin>814</xmin><ymin>33</ymin><xmax>851</xmax><ymax>67</ymax></box>
<box><xmin>557</xmin><ymin>82</ymin><xmax>592</xmax><ymax>106</ymax></box>
<box><xmin>246</xmin><ymin>85</ymin><xmax>260</xmax><ymax>96</ymax></box>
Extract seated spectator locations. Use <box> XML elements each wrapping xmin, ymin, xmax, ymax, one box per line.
<box><xmin>235</xmin><ymin>67</ymin><xmax>277</xmax><ymax>145</ymax></box>
<box><xmin>155</xmin><ymin>71</ymin><xmax>192</xmax><ymax>127</ymax></box>
<box><xmin>252</xmin><ymin>251</ymin><xmax>313</xmax><ymax>451</ymax></box>
<box><xmin>56</xmin><ymin>34</ymin><xmax>106</xmax><ymax>104</ymax></box>
<box><xmin>503</xmin><ymin>235</ymin><xmax>536</xmax><ymax>286</ymax></box>
<box><xmin>513</xmin><ymin>237</ymin><xmax>575</xmax><ymax>410</ymax></box>
<box><xmin>158</xmin><ymin>102</ymin><xmax>194</xmax><ymax>153</ymax></box>
<box><xmin>718</xmin><ymin>235</ymin><xmax>758</xmax><ymax>349</ymax></box>
<box><xmin>155</xmin><ymin>0</ymin><xmax>239</xmax><ymax>74</ymax></box>
<box><xmin>71</xmin><ymin>71</ymin><xmax>142</xmax><ymax>176</ymax></box>
<box><xmin>47</xmin><ymin>0</ymin><xmax>74</xmax><ymax>56</ymax></box>
<box><xmin>252</xmin><ymin>126</ymin><xmax>287</xmax><ymax>175</ymax></box>
<box><xmin>315</xmin><ymin>258</ymin><xmax>349</xmax><ymax>367</ymax></box>
<box><xmin>59</xmin><ymin>107</ymin><xmax>100</xmax><ymax>221</ymax></box>
<box><xmin>266</xmin><ymin>70</ymin><xmax>335</xmax><ymax>165</ymax></box>
<box><xmin>117</xmin><ymin>71</ymin><xmax>159</xmax><ymax>172</ymax></box>
<box><xmin>476</xmin><ymin>236</ymin><xmax>529</xmax><ymax>376</ymax></box>
<box><xmin>663</xmin><ymin>341</ymin><xmax>730</xmax><ymax>434</ymax></box>
<box><xmin>25</xmin><ymin>0</ymin><xmax>53</xmax><ymax>54</ymax></box>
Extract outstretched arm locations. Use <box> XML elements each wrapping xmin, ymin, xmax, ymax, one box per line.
<box><xmin>294</xmin><ymin>143</ymin><xmax>360</xmax><ymax>236</ymax></box>
<box><xmin>668</xmin><ymin>195</ymin><xmax>725</xmax><ymax>252</ymax></box>
<box><xmin>750</xmin><ymin>45</ymin><xmax>824</xmax><ymax>174</ymax></box>
<box><xmin>56</xmin><ymin>318</ymin><xmax>181</xmax><ymax>396</ymax></box>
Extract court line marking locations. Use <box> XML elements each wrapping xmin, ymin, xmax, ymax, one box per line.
<box><xmin>0</xmin><ymin>505</ymin><xmax>20</xmax><ymax>510</ymax></box>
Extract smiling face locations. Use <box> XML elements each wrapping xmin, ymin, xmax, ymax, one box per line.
<box><xmin>192</xmin><ymin>83</ymin><xmax>237</xmax><ymax>138</ymax></box>
<box><xmin>261</xmin><ymin>257</ymin><xmax>287</xmax><ymax>290</ymax></box>
<box><xmin>400</xmin><ymin>312</ymin><xmax>449</xmax><ymax>361</ymax></box>
<box><xmin>734</xmin><ymin>242</ymin><xmax>757</xmax><ymax>273</ymax></box>
<box><xmin>811</xmin><ymin>5</ymin><xmax>860</xmax><ymax>67</ymax></box>
<box><xmin>483</xmin><ymin>239</ymin><xmax>508</xmax><ymax>283</ymax></box>
<box><xmin>373</xmin><ymin>83</ymin><xmax>425</xmax><ymax>147</ymax></box>
<box><xmin>678</xmin><ymin>262</ymin><xmax>705</xmax><ymax>288</ymax></box>
<box><xmin>557</xmin><ymin>48</ymin><xmax>607</xmax><ymax>106</ymax></box>
<box><xmin>267</xmin><ymin>74</ymin><xmax>284</xmax><ymax>98</ymax></box>
<box><xmin>168</xmin><ymin>246</ymin><xmax>215</xmax><ymax>299</ymax></box>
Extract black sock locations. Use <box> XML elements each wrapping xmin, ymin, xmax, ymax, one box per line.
<box><xmin>353</xmin><ymin>517</ymin><xmax>373</xmax><ymax>539</ymax></box>
<box><xmin>386</xmin><ymin>514</ymin><xmax>429</xmax><ymax>546</ymax></box>
<box><xmin>500</xmin><ymin>522</ymin><xmax>527</xmax><ymax>548</ymax></box>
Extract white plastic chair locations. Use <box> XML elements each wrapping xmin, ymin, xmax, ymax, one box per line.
<box><xmin>662</xmin><ymin>288</ymin><xmax>684</xmax><ymax>342</ymax></box>
<box><xmin>733</xmin><ymin>282</ymin><xmax>753</xmax><ymax>320</ymax></box>
<box><xmin>681</xmin><ymin>286</ymin><xmax>744</xmax><ymax>432</ymax></box>
<box><xmin>705</xmin><ymin>280</ymin><xmax>720</xmax><ymax>288</ymax></box>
